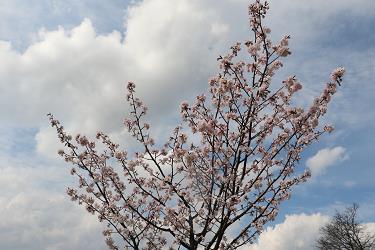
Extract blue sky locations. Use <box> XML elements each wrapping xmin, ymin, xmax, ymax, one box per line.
<box><xmin>0</xmin><ymin>0</ymin><xmax>374</xmax><ymax>249</ymax></box>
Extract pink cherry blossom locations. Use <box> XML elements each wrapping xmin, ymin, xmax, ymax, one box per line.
<box><xmin>49</xmin><ymin>1</ymin><xmax>344</xmax><ymax>249</ymax></box>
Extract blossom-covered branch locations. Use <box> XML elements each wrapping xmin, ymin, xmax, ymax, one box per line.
<box><xmin>49</xmin><ymin>0</ymin><xmax>344</xmax><ymax>249</ymax></box>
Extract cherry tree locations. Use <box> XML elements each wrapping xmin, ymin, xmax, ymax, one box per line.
<box><xmin>49</xmin><ymin>1</ymin><xmax>345</xmax><ymax>249</ymax></box>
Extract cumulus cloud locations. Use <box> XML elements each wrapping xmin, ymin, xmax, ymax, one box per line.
<box><xmin>247</xmin><ymin>213</ymin><xmax>329</xmax><ymax>250</ymax></box>
<box><xmin>0</xmin><ymin>155</ymin><xmax>105</xmax><ymax>250</ymax></box>
<box><xmin>0</xmin><ymin>0</ymin><xmax>374</xmax><ymax>158</ymax></box>
<box><xmin>306</xmin><ymin>146</ymin><xmax>348</xmax><ymax>176</ymax></box>
<box><xmin>365</xmin><ymin>223</ymin><xmax>375</xmax><ymax>236</ymax></box>
<box><xmin>0</xmin><ymin>0</ymin><xmax>237</xmax><ymax>158</ymax></box>
<box><xmin>246</xmin><ymin>213</ymin><xmax>375</xmax><ymax>250</ymax></box>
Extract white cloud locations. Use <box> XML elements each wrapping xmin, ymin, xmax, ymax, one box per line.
<box><xmin>365</xmin><ymin>223</ymin><xmax>375</xmax><ymax>236</ymax></box>
<box><xmin>0</xmin><ymin>0</ymin><xmax>236</xmax><ymax>158</ymax></box>
<box><xmin>246</xmin><ymin>213</ymin><xmax>375</xmax><ymax>250</ymax></box>
<box><xmin>306</xmin><ymin>146</ymin><xmax>348</xmax><ymax>176</ymax></box>
<box><xmin>0</xmin><ymin>0</ymin><xmax>373</xmax><ymax>157</ymax></box>
<box><xmin>0</xmin><ymin>155</ymin><xmax>105</xmax><ymax>250</ymax></box>
<box><xmin>247</xmin><ymin>213</ymin><xmax>329</xmax><ymax>250</ymax></box>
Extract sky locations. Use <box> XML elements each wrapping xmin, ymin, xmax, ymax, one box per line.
<box><xmin>0</xmin><ymin>0</ymin><xmax>374</xmax><ymax>249</ymax></box>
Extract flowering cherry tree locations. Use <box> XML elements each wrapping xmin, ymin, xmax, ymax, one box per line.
<box><xmin>49</xmin><ymin>1</ymin><xmax>345</xmax><ymax>249</ymax></box>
